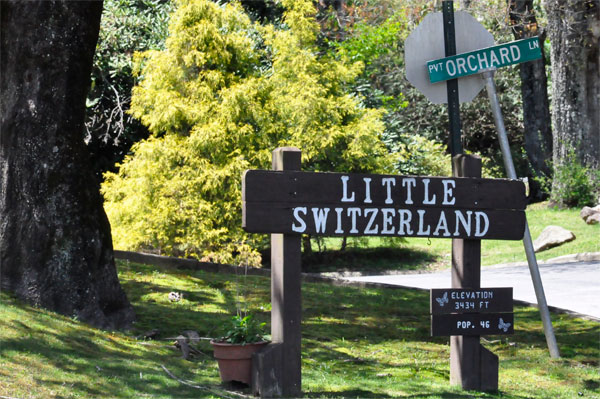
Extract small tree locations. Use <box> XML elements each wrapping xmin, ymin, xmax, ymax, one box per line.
<box><xmin>102</xmin><ymin>0</ymin><xmax>393</xmax><ymax>265</ymax></box>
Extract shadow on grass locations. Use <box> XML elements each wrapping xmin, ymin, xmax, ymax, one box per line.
<box><xmin>118</xmin><ymin>262</ymin><xmax>272</xmax><ymax>338</ymax></box>
<box><xmin>260</xmin><ymin>245</ymin><xmax>440</xmax><ymax>273</ymax></box>
<box><xmin>300</xmin><ymin>390</ymin><xmax>528</xmax><ymax>399</ymax></box>
<box><xmin>302</xmin><ymin>246</ymin><xmax>439</xmax><ymax>273</ymax></box>
<box><xmin>1</xmin><ymin>292</ymin><xmax>221</xmax><ymax>398</ymax></box>
<box><xmin>302</xmin><ymin>281</ymin><xmax>436</xmax><ymax>345</ymax></box>
<box><xmin>3</xmin><ymin>259</ymin><xmax>599</xmax><ymax>398</ymax></box>
<box><xmin>403</xmin><ymin>393</ymin><xmax>530</xmax><ymax>399</ymax></box>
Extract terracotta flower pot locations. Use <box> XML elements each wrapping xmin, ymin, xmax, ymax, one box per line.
<box><xmin>210</xmin><ymin>340</ymin><xmax>269</xmax><ymax>385</ymax></box>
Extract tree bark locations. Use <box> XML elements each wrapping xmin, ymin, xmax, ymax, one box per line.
<box><xmin>545</xmin><ymin>0</ymin><xmax>600</xmax><ymax>183</ymax></box>
<box><xmin>508</xmin><ymin>0</ymin><xmax>554</xmax><ymax>202</ymax></box>
<box><xmin>0</xmin><ymin>1</ymin><xmax>135</xmax><ymax>329</ymax></box>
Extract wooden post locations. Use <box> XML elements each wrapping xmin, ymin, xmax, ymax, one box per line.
<box><xmin>450</xmin><ymin>154</ymin><xmax>498</xmax><ymax>391</ymax></box>
<box><xmin>252</xmin><ymin>147</ymin><xmax>302</xmax><ymax>397</ymax></box>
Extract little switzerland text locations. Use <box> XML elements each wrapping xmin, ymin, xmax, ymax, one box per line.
<box><xmin>243</xmin><ymin>170</ymin><xmax>525</xmax><ymax>239</ymax></box>
<box><xmin>290</xmin><ymin>206</ymin><xmax>490</xmax><ymax>237</ymax></box>
<box><xmin>290</xmin><ymin>175</ymin><xmax>488</xmax><ymax>237</ymax></box>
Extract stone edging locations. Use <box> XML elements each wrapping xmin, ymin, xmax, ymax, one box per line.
<box><xmin>114</xmin><ymin>250</ymin><xmax>270</xmax><ymax>277</ymax></box>
<box><xmin>488</xmin><ymin>252</ymin><xmax>600</xmax><ymax>269</ymax></box>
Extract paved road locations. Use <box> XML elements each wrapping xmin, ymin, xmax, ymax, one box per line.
<box><xmin>345</xmin><ymin>260</ymin><xmax>600</xmax><ymax>319</ymax></box>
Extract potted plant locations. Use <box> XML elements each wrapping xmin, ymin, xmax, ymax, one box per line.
<box><xmin>211</xmin><ymin>313</ymin><xmax>269</xmax><ymax>385</ymax></box>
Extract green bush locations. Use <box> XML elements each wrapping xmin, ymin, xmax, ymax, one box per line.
<box><xmin>549</xmin><ymin>149</ymin><xmax>600</xmax><ymax>207</ymax></box>
<box><xmin>394</xmin><ymin>134</ymin><xmax>451</xmax><ymax>177</ymax></box>
<box><xmin>218</xmin><ymin>314</ymin><xmax>267</xmax><ymax>344</ymax></box>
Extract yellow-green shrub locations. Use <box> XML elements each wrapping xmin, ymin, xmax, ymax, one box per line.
<box><xmin>102</xmin><ymin>0</ymin><xmax>393</xmax><ymax>265</ymax></box>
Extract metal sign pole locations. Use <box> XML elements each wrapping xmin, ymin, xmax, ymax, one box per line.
<box><xmin>442</xmin><ymin>0</ymin><xmax>463</xmax><ymax>157</ymax></box>
<box><xmin>481</xmin><ymin>69</ymin><xmax>560</xmax><ymax>358</ymax></box>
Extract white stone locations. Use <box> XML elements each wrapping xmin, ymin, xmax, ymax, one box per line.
<box><xmin>533</xmin><ymin>225</ymin><xmax>576</xmax><ymax>252</ymax></box>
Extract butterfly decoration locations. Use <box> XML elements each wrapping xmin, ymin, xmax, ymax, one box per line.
<box><xmin>435</xmin><ymin>292</ymin><xmax>449</xmax><ymax>307</ymax></box>
<box><xmin>498</xmin><ymin>318</ymin><xmax>511</xmax><ymax>332</ymax></box>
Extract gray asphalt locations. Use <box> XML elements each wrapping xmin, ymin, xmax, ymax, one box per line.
<box><xmin>345</xmin><ymin>259</ymin><xmax>600</xmax><ymax>319</ymax></box>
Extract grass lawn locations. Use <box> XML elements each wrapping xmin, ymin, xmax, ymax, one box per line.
<box><xmin>1</xmin><ymin>260</ymin><xmax>598</xmax><ymax>398</ymax></box>
<box><xmin>303</xmin><ymin>202</ymin><xmax>599</xmax><ymax>272</ymax></box>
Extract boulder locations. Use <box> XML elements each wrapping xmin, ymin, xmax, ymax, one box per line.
<box><xmin>580</xmin><ymin>205</ymin><xmax>600</xmax><ymax>225</ymax></box>
<box><xmin>533</xmin><ymin>225</ymin><xmax>576</xmax><ymax>252</ymax></box>
<box><xmin>586</xmin><ymin>212</ymin><xmax>600</xmax><ymax>225</ymax></box>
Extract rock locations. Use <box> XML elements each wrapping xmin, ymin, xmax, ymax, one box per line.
<box><xmin>587</xmin><ymin>213</ymin><xmax>600</xmax><ymax>225</ymax></box>
<box><xmin>580</xmin><ymin>206</ymin><xmax>594</xmax><ymax>219</ymax></box>
<box><xmin>533</xmin><ymin>225</ymin><xmax>576</xmax><ymax>252</ymax></box>
<box><xmin>137</xmin><ymin>328</ymin><xmax>160</xmax><ymax>340</ymax></box>
<box><xmin>580</xmin><ymin>205</ymin><xmax>600</xmax><ymax>224</ymax></box>
<box><xmin>182</xmin><ymin>330</ymin><xmax>201</xmax><ymax>344</ymax></box>
<box><xmin>168</xmin><ymin>292</ymin><xmax>182</xmax><ymax>302</ymax></box>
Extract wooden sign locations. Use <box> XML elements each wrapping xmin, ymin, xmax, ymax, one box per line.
<box><xmin>243</xmin><ymin>170</ymin><xmax>526</xmax><ymax>240</ymax></box>
<box><xmin>431</xmin><ymin>313</ymin><xmax>514</xmax><ymax>336</ymax></box>
<box><xmin>430</xmin><ymin>288</ymin><xmax>513</xmax><ymax>314</ymax></box>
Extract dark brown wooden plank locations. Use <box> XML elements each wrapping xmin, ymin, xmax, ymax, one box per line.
<box><xmin>450</xmin><ymin>155</ymin><xmax>487</xmax><ymax>391</ymax></box>
<box><xmin>242</xmin><ymin>202</ymin><xmax>525</xmax><ymax>240</ymax></box>
<box><xmin>430</xmin><ymin>288</ymin><xmax>513</xmax><ymax>314</ymax></box>
<box><xmin>431</xmin><ymin>313</ymin><xmax>514</xmax><ymax>336</ymax></box>
<box><xmin>268</xmin><ymin>147</ymin><xmax>302</xmax><ymax>396</ymax></box>
<box><xmin>242</xmin><ymin>170</ymin><xmax>526</xmax><ymax>210</ymax></box>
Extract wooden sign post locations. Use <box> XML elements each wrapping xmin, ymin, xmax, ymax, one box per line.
<box><xmin>244</xmin><ymin>148</ymin><xmax>526</xmax><ymax>397</ymax></box>
<box><xmin>251</xmin><ymin>147</ymin><xmax>302</xmax><ymax>397</ymax></box>
<box><xmin>446</xmin><ymin>154</ymin><xmax>512</xmax><ymax>391</ymax></box>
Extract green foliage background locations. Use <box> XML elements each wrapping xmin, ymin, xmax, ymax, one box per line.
<box><xmin>102</xmin><ymin>0</ymin><xmax>394</xmax><ymax>264</ymax></box>
<box><xmin>101</xmin><ymin>0</ymin><xmax>568</xmax><ymax>264</ymax></box>
<box><xmin>86</xmin><ymin>0</ymin><xmax>172</xmax><ymax>180</ymax></box>
<box><xmin>331</xmin><ymin>1</ymin><xmax>529</xmax><ymax>180</ymax></box>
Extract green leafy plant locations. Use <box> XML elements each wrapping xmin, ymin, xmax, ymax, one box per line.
<box><xmin>548</xmin><ymin>149</ymin><xmax>600</xmax><ymax>208</ymax></box>
<box><xmin>394</xmin><ymin>134</ymin><xmax>451</xmax><ymax>177</ymax></box>
<box><xmin>219</xmin><ymin>314</ymin><xmax>267</xmax><ymax>344</ymax></box>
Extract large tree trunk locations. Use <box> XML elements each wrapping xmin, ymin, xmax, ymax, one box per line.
<box><xmin>0</xmin><ymin>1</ymin><xmax>135</xmax><ymax>329</ymax></box>
<box><xmin>545</xmin><ymin>0</ymin><xmax>600</xmax><ymax>191</ymax></box>
<box><xmin>508</xmin><ymin>0</ymin><xmax>553</xmax><ymax>202</ymax></box>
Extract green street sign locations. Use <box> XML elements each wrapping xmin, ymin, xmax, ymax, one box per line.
<box><xmin>427</xmin><ymin>37</ymin><xmax>542</xmax><ymax>83</ymax></box>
